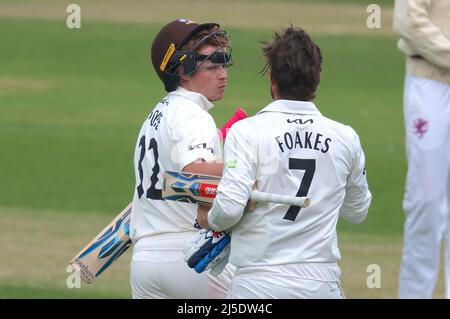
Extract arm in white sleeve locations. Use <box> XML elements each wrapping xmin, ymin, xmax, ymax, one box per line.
<box><xmin>170</xmin><ymin>103</ymin><xmax>220</xmax><ymax>170</ymax></box>
<box><xmin>393</xmin><ymin>0</ymin><xmax>450</xmax><ymax>70</ymax></box>
<box><xmin>207</xmin><ymin>123</ymin><xmax>255</xmax><ymax>231</ymax></box>
<box><xmin>339</xmin><ymin>131</ymin><xmax>372</xmax><ymax>224</ymax></box>
<box><xmin>208</xmin><ymin>197</ymin><xmax>246</xmax><ymax>231</ymax></box>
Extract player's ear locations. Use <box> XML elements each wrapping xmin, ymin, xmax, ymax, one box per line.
<box><xmin>268</xmin><ymin>69</ymin><xmax>279</xmax><ymax>99</ymax></box>
<box><xmin>268</xmin><ymin>69</ymin><xmax>275</xmax><ymax>85</ymax></box>
<box><xmin>178</xmin><ymin>67</ymin><xmax>190</xmax><ymax>85</ymax></box>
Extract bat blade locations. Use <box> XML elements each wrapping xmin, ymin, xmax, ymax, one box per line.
<box><xmin>70</xmin><ymin>203</ymin><xmax>132</xmax><ymax>284</ymax></box>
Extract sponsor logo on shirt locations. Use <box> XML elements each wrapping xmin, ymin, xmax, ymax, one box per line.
<box><xmin>188</xmin><ymin>143</ymin><xmax>214</xmax><ymax>154</ymax></box>
<box><xmin>225</xmin><ymin>159</ymin><xmax>237</xmax><ymax>168</ymax></box>
<box><xmin>287</xmin><ymin>118</ymin><xmax>314</xmax><ymax>125</ymax></box>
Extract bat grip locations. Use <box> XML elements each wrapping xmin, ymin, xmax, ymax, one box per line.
<box><xmin>219</xmin><ymin>107</ymin><xmax>248</xmax><ymax>141</ymax></box>
<box><xmin>250</xmin><ymin>190</ymin><xmax>310</xmax><ymax>208</ymax></box>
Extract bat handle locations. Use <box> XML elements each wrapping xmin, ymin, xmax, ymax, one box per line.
<box><xmin>219</xmin><ymin>107</ymin><xmax>248</xmax><ymax>141</ymax></box>
<box><xmin>250</xmin><ymin>190</ymin><xmax>310</xmax><ymax>208</ymax></box>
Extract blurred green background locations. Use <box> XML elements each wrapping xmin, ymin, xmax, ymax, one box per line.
<box><xmin>0</xmin><ymin>0</ymin><xmax>445</xmax><ymax>298</ymax></box>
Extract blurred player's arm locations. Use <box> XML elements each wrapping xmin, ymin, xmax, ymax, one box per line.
<box><xmin>182</xmin><ymin>160</ymin><xmax>224</xmax><ymax>176</ymax></box>
<box><xmin>339</xmin><ymin>131</ymin><xmax>372</xmax><ymax>224</ymax></box>
<box><xmin>183</xmin><ymin>159</ymin><xmax>224</xmax><ymax>229</ymax></box>
<box><xmin>393</xmin><ymin>0</ymin><xmax>450</xmax><ymax>70</ymax></box>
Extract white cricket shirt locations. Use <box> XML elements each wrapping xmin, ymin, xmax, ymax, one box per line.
<box><xmin>130</xmin><ymin>87</ymin><xmax>221</xmax><ymax>243</ymax></box>
<box><xmin>208</xmin><ymin>99</ymin><xmax>372</xmax><ymax>266</ymax></box>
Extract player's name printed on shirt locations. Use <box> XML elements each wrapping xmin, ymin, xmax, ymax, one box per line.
<box><xmin>275</xmin><ymin>130</ymin><xmax>331</xmax><ymax>154</ymax></box>
<box><xmin>147</xmin><ymin>109</ymin><xmax>164</xmax><ymax>130</ymax></box>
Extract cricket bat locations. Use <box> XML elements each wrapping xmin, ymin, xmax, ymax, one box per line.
<box><xmin>69</xmin><ymin>108</ymin><xmax>248</xmax><ymax>284</ymax></box>
<box><xmin>162</xmin><ymin>171</ymin><xmax>310</xmax><ymax>208</ymax></box>
<box><xmin>70</xmin><ymin>203</ymin><xmax>132</xmax><ymax>284</ymax></box>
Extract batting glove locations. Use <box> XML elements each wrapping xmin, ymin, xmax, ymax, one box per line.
<box><xmin>183</xmin><ymin>229</ymin><xmax>231</xmax><ymax>275</ymax></box>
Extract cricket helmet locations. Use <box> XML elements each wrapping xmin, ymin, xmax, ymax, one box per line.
<box><xmin>151</xmin><ymin>18</ymin><xmax>232</xmax><ymax>92</ymax></box>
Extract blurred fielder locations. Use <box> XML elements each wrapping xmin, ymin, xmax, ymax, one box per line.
<box><xmin>129</xmin><ymin>18</ymin><xmax>235</xmax><ymax>298</ymax></box>
<box><xmin>196</xmin><ymin>26</ymin><xmax>372</xmax><ymax>298</ymax></box>
<box><xmin>394</xmin><ymin>0</ymin><xmax>450</xmax><ymax>299</ymax></box>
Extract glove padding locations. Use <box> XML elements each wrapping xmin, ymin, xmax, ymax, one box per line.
<box><xmin>184</xmin><ymin>229</ymin><xmax>231</xmax><ymax>275</ymax></box>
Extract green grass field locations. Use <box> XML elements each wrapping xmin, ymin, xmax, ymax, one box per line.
<box><xmin>0</xmin><ymin>0</ymin><xmax>446</xmax><ymax>298</ymax></box>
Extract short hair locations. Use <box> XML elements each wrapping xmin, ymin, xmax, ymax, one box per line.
<box><xmin>262</xmin><ymin>26</ymin><xmax>322</xmax><ymax>101</ymax></box>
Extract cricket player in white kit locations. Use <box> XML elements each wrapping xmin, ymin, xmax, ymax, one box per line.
<box><xmin>394</xmin><ymin>0</ymin><xmax>450</xmax><ymax>299</ymax></box>
<box><xmin>129</xmin><ymin>19</ymin><xmax>234</xmax><ymax>298</ymax></box>
<box><xmin>197</xmin><ymin>26</ymin><xmax>372</xmax><ymax>299</ymax></box>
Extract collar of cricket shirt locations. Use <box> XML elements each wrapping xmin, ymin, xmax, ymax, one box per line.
<box><xmin>169</xmin><ymin>86</ymin><xmax>214</xmax><ymax>112</ymax></box>
<box><xmin>257</xmin><ymin>99</ymin><xmax>322</xmax><ymax>116</ymax></box>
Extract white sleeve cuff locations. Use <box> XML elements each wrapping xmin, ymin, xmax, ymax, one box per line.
<box><xmin>208</xmin><ymin>195</ymin><xmax>246</xmax><ymax>231</ymax></box>
<box><xmin>340</xmin><ymin>190</ymin><xmax>372</xmax><ymax>224</ymax></box>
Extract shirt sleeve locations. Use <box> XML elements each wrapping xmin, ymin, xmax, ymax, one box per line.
<box><xmin>170</xmin><ymin>103</ymin><xmax>220</xmax><ymax>171</ymax></box>
<box><xmin>393</xmin><ymin>0</ymin><xmax>450</xmax><ymax>70</ymax></box>
<box><xmin>208</xmin><ymin>122</ymin><xmax>255</xmax><ymax>231</ymax></box>
<box><xmin>339</xmin><ymin>130</ymin><xmax>372</xmax><ymax>224</ymax></box>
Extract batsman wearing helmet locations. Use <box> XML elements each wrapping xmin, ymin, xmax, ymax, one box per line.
<box><xmin>129</xmin><ymin>18</ymin><xmax>234</xmax><ymax>299</ymax></box>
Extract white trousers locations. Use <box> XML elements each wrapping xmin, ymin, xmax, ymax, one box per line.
<box><xmin>229</xmin><ymin>263</ymin><xmax>344</xmax><ymax>299</ymax></box>
<box><xmin>130</xmin><ymin>233</ymin><xmax>234</xmax><ymax>299</ymax></box>
<box><xmin>399</xmin><ymin>75</ymin><xmax>450</xmax><ymax>299</ymax></box>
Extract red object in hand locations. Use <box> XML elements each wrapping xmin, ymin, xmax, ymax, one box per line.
<box><xmin>219</xmin><ymin>107</ymin><xmax>248</xmax><ymax>141</ymax></box>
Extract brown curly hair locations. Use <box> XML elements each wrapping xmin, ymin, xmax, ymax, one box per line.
<box><xmin>262</xmin><ymin>26</ymin><xmax>322</xmax><ymax>101</ymax></box>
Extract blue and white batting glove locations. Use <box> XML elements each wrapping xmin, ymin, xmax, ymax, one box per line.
<box><xmin>183</xmin><ymin>228</ymin><xmax>231</xmax><ymax>276</ymax></box>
